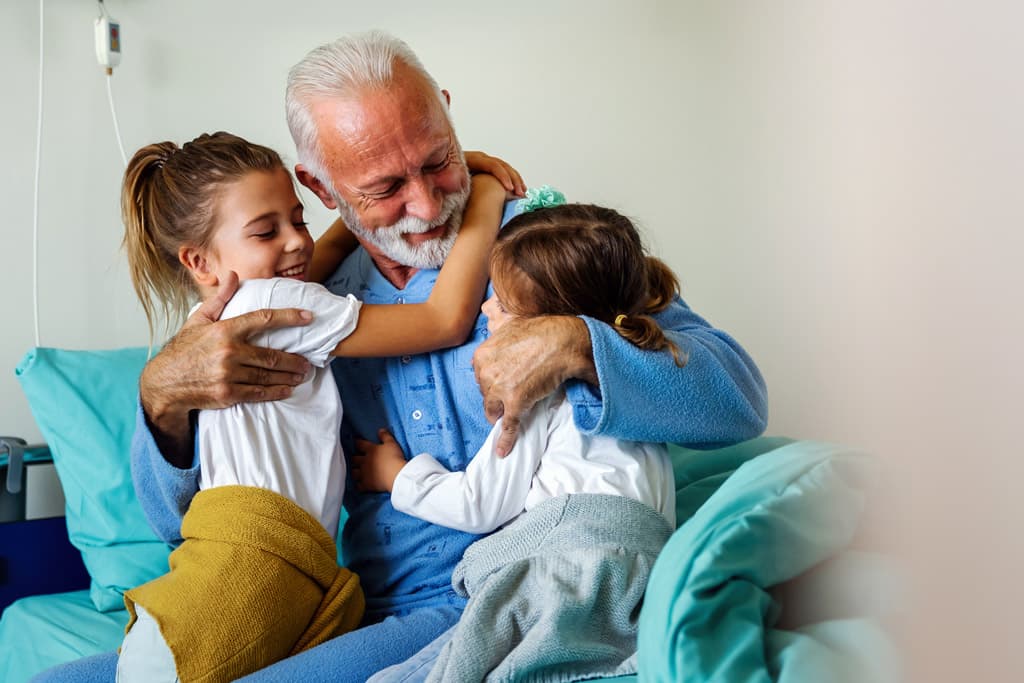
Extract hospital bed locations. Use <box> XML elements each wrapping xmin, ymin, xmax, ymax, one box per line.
<box><xmin>0</xmin><ymin>347</ymin><xmax>901</xmax><ymax>682</ymax></box>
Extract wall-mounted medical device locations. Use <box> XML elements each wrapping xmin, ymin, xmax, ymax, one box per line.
<box><xmin>94</xmin><ymin>2</ymin><xmax>121</xmax><ymax>74</ymax></box>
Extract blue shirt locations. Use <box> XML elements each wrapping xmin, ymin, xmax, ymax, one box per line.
<box><xmin>325</xmin><ymin>247</ymin><xmax>495</xmax><ymax>613</ymax></box>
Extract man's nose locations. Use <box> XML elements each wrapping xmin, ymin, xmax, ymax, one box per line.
<box><xmin>403</xmin><ymin>176</ymin><xmax>444</xmax><ymax>224</ymax></box>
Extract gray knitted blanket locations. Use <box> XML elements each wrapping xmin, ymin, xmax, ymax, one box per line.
<box><xmin>426</xmin><ymin>494</ymin><xmax>673</xmax><ymax>683</ymax></box>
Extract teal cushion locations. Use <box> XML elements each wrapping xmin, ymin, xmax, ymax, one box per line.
<box><xmin>15</xmin><ymin>348</ymin><xmax>170</xmax><ymax>612</ymax></box>
<box><xmin>639</xmin><ymin>440</ymin><xmax>899</xmax><ymax>682</ymax></box>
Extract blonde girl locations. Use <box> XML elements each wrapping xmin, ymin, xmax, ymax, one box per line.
<box><xmin>116</xmin><ymin>131</ymin><xmax>513</xmax><ymax>683</ymax></box>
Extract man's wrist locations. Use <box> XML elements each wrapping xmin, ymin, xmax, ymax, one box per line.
<box><xmin>140</xmin><ymin>366</ymin><xmax>195</xmax><ymax>469</ymax></box>
<box><xmin>564</xmin><ymin>316</ymin><xmax>598</xmax><ymax>387</ymax></box>
<box><xmin>143</xmin><ymin>399</ymin><xmax>190</xmax><ymax>442</ymax></box>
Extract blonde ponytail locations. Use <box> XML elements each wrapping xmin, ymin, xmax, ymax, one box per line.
<box><xmin>122</xmin><ymin>142</ymin><xmax>193</xmax><ymax>344</ymax></box>
<box><xmin>120</xmin><ymin>132</ymin><xmax>285</xmax><ymax>346</ymax></box>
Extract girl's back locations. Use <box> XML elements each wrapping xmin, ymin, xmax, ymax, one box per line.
<box><xmin>197</xmin><ymin>277</ymin><xmax>359</xmax><ymax>536</ymax></box>
<box><xmin>526</xmin><ymin>393</ymin><xmax>675</xmax><ymax>527</ymax></box>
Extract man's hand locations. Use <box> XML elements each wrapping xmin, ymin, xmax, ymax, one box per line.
<box><xmin>139</xmin><ymin>273</ymin><xmax>314</xmax><ymax>467</ymax></box>
<box><xmin>472</xmin><ymin>316</ymin><xmax>598</xmax><ymax>457</ymax></box>
<box><xmin>351</xmin><ymin>429</ymin><xmax>407</xmax><ymax>493</ymax></box>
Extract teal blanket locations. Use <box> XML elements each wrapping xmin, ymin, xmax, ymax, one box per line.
<box><xmin>639</xmin><ymin>439</ymin><xmax>901</xmax><ymax>682</ymax></box>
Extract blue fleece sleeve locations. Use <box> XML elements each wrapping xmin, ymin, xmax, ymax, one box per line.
<box><xmin>129</xmin><ymin>400</ymin><xmax>198</xmax><ymax>546</ymax></box>
<box><xmin>565</xmin><ymin>295</ymin><xmax>767</xmax><ymax>448</ymax></box>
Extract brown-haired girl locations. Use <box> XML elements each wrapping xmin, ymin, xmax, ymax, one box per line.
<box><xmin>485</xmin><ymin>202</ymin><xmax>687</xmax><ymax>366</ymax></box>
<box><xmin>116</xmin><ymin>131</ymin><xmax>517</xmax><ymax>683</ymax></box>
<box><xmin>353</xmin><ymin>203</ymin><xmax>682</xmax><ymax>682</ymax></box>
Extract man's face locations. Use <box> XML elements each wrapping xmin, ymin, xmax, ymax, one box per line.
<box><xmin>303</xmin><ymin>67</ymin><xmax>471</xmax><ymax>269</ymax></box>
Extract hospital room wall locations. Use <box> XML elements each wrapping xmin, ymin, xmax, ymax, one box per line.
<box><xmin>1</xmin><ymin>2</ymin><xmax>1022</xmax><ymax>677</ymax></box>
<box><xmin>8</xmin><ymin>0</ymin><xmax>711</xmax><ymax>446</ymax></box>
<box><xmin>2</xmin><ymin>0</ymin><xmax>700</xmax><ymax>444</ymax></box>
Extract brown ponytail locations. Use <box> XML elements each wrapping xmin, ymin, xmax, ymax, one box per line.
<box><xmin>121</xmin><ymin>132</ymin><xmax>285</xmax><ymax>345</ymax></box>
<box><xmin>612</xmin><ymin>256</ymin><xmax>688</xmax><ymax>366</ymax></box>
<box><xmin>491</xmin><ymin>204</ymin><xmax>687</xmax><ymax>367</ymax></box>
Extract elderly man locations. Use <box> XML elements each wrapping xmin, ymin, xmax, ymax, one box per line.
<box><xmin>36</xmin><ymin>31</ymin><xmax>767</xmax><ymax>683</ymax></box>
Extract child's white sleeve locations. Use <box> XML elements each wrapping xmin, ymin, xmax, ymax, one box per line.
<box><xmin>257</xmin><ymin>279</ymin><xmax>361</xmax><ymax>367</ymax></box>
<box><xmin>390</xmin><ymin>404</ymin><xmax>551</xmax><ymax>534</ymax></box>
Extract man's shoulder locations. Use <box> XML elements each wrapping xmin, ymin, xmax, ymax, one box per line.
<box><xmin>500</xmin><ymin>198</ymin><xmax>522</xmax><ymax>227</ymax></box>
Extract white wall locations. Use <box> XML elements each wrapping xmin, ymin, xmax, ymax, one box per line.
<box><xmin>0</xmin><ymin>0</ymin><xmax>710</xmax><ymax>443</ymax></box>
<box><xmin>2</xmin><ymin>2</ymin><xmax>1022</xmax><ymax>677</ymax></box>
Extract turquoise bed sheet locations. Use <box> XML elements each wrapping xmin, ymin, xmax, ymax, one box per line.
<box><xmin>0</xmin><ymin>437</ymin><xmax>898</xmax><ymax>682</ymax></box>
<box><xmin>0</xmin><ymin>590</ymin><xmax>127</xmax><ymax>683</ymax></box>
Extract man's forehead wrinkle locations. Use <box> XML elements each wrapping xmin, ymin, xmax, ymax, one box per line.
<box><xmin>314</xmin><ymin>89</ymin><xmax>452</xmax><ymax>191</ymax></box>
<box><xmin>309</xmin><ymin>98</ymin><xmax>363</xmax><ymax>171</ymax></box>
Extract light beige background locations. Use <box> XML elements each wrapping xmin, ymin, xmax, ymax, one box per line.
<box><xmin>2</xmin><ymin>1</ymin><xmax>1021</xmax><ymax>679</ymax></box>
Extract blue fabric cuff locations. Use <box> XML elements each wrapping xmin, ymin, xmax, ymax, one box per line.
<box><xmin>130</xmin><ymin>399</ymin><xmax>199</xmax><ymax>547</ymax></box>
<box><xmin>565</xmin><ymin>317</ymin><xmax>609</xmax><ymax>435</ymax></box>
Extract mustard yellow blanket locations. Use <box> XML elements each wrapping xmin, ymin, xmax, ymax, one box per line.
<box><xmin>124</xmin><ymin>485</ymin><xmax>364</xmax><ymax>683</ymax></box>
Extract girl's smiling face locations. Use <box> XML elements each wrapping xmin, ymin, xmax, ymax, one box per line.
<box><xmin>189</xmin><ymin>168</ymin><xmax>314</xmax><ymax>287</ymax></box>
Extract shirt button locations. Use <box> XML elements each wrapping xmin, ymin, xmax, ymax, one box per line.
<box><xmin>412</xmin><ymin>410</ymin><xmax>423</xmax><ymax>420</ymax></box>
<box><xmin>401</xmin><ymin>355</ymin><xmax>412</xmax><ymax>364</ymax></box>
<box><xmin>397</xmin><ymin>297</ymin><xmax>406</xmax><ymax>304</ymax></box>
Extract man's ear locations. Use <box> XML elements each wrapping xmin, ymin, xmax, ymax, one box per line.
<box><xmin>295</xmin><ymin>164</ymin><xmax>338</xmax><ymax>210</ymax></box>
<box><xmin>178</xmin><ymin>245</ymin><xmax>218</xmax><ymax>287</ymax></box>
<box><xmin>442</xmin><ymin>89</ymin><xmax>451</xmax><ymax>106</ymax></box>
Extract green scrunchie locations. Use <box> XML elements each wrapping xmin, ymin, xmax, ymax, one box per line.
<box><xmin>516</xmin><ymin>185</ymin><xmax>567</xmax><ymax>214</ymax></box>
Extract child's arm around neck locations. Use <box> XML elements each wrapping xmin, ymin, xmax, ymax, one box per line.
<box><xmin>308</xmin><ymin>217</ymin><xmax>359</xmax><ymax>285</ymax></box>
<box><xmin>328</xmin><ymin>173</ymin><xmax>506</xmax><ymax>358</ymax></box>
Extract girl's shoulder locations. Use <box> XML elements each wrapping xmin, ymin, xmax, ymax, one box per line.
<box><xmin>222</xmin><ymin>278</ymin><xmax>340</xmax><ymax>319</ymax></box>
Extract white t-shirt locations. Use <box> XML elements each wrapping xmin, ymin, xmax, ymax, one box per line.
<box><xmin>391</xmin><ymin>392</ymin><xmax>676</xmax><ymax>534</ymax></box>
<box><xmin>195</xmin><ymin>278</ymin><xmax>361</xmax><ymax>536</ymax></box>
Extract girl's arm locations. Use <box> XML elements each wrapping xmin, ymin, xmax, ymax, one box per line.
<box><xmin>306</xmin><ymin>151</ymin><xmax>523</xmax><ymax>286</ymax></box>
<box><xmin>329</xmin><ymin>173</ymin><xmax>507</xmax><ymax>357</ymax></box>
<box><xmin>463</xmin><ymin>150</ymin><xmax>526</xmax><ymax>197</ymax></box>
<box><xmin>351</xmin><ymin>406</ymin><xmax>550</xmax><ymax>534</ymax></box>
<box><xmin>309</xmin><ymin>217</ymin><xmax>359</xmax><ymax>284</ymax></box>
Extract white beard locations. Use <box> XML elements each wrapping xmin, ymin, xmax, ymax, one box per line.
<box><xmin>333</xmin><ymin>183</ymin><xmax>471</xmax><ymax>270</ymax></box>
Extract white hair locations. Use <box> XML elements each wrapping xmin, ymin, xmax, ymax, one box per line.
<box><xmin>285</xmin><ymin>30</ymin><xmax>448</xmax><ymax>186</ymax></box>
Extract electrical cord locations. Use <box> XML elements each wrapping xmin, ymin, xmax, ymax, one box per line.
<box><xmin>106</xmin><ymin>73</ymin><xmax>128</xmax><ymax>166</ymax></box>
<box><xmin>32</xmin><ymin>0</ymin><xmax>128</xmax><ymax>349</ymax></box>
<box><xmin>32</xmin><ymin>0</ymin><xmax>44</xmax><ymax>348</ymax></box>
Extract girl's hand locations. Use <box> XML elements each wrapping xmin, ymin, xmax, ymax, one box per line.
<box><xmin>469</xmin><ymin>171</ymin><xmax>511</xmax><ymax>204</ymax></box>
<box><xmin>464</xmin><ymin>151</ymin><xmax>526</xmax><ymax>198</ymax></box>
<box><xmin>351</xmin><ymin>428</ymin><xmax>408</xmax><ymax>493</ymax></box>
